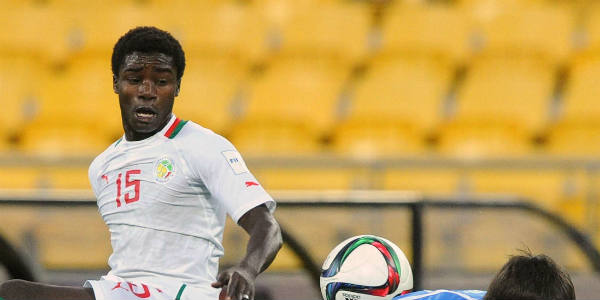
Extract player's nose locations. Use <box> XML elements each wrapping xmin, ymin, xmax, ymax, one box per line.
<box><xmin>137</xmin><ymin>79</ymin><xmax>157</xmax><ymax>101</ymax></box>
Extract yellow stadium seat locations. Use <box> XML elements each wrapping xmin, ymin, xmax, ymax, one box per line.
<box><xmin>381</xmin><ymin>168</ymin><xmax>465</xmax><ymax>195</ymax></box>
<box><xmin>71</xmin><ymin>7</ymin><xmax>145</xmax><ymax>57</ymax></box>
<box><xmin>579</xmin><ymin>4</ymin><xmax>600</xmax><ymax>57</ymax></box>
<box><xmin>45</xmin><ymin>167</ymin><xmax>91</xmax><ymax>190</ymax></box>
<box><xmin>243</xmin><ymin>58</ymin><xmax>349</xmax><ymax>135</ymax></box>
<box><xmin>466</xmin><ymin>168</ymin><xmax>584</xmax><ymax>210</ymax></box>
<box><xmin>0</xmin><ymin>167</ymin><xmax>42</xmax><ymax>190</ymax></box>
<box><xmin>0</xmin><ymin>56</ymin><xmax>43</xmax><ymax>138</ymax></box>
<box><xmin>20</xmin><ymin>123</ymin><xmax>113</xmax><ymax>157</ymax></box>
<box><xmin>332</xmin><ymin>119</ymin><xmax>427</xmax><ymax>159</ymax></box>
<box><xmin>379</xmin><ymin>4</ymin><xmax>471</xmax><ymax>65</ymax></box>
<box><xmin>37</xmin><ymin>57</ymin><xmax>122</xmax><ymax>138</ymax></box>
<box><xmin>0</xmin><ymin>7</ymin><xmax>70</xmax><ymax>61</ymax></box>
<box><xmin>254</xmin><ymin>167</ymin><xmax>362</xmax><ymax>190</ymax></box>
<box><xmin>455</xmin><ymin>57</ymin><xmax>555</xmax><ymax>134</ymax></box>
<box><xmin>228</xmin><ymin>120</ymin><xmax>322</xmax><ymax>157</ymax></box>
<box><xmin>437</xmin><ymin>120</ymin><xmax>533</xmax><ymax>158</ymax></box>
<box><xmin>174</xmin><ymin>58</ymin><xmax>246</xmax><ymax>135</ymax></box>
<box><xmin>275</xmin><ymin>3</ymin><xmax>371</xmax><ymax>64</ymax></box>
<box><xmin>349</xmin><ymin>57</ymin><xmax>454</xmax><ymax>134</ymax></box>
<box><xmin>153</xmin><ymin>4</ymin><xmax>264</xmax><ymax>63</ymax></box>
<box><xmin>472</xmin><ymin>5</ymin><xmax>575</xmax><ymax>65</ymax></box>
<box><xmin>35</xmin><ymin>209</ymin><xmax>110</xmax><ymax>269</ymax></box>
<box><xmin>546</xmin><ymin>121</ymin><xmax>600</xmax><ymax>158</ymax></box>
<box><xmin>0</xmin><ymin>207</ymin><xmax>39</xmax><ymax>252</ymax></box>
<box><xmin>561</xmin><ymin>57</ymin><xmax>600</xmax><ymax>122</ymax></box>
<box><xmin>461</xmin><ymin>212</ymin><xmax>560</xmax><ymax>271</ymax></box>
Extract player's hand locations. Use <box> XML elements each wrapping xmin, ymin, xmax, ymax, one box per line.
<box><xmin>211</xmin><ymin>266</ymin><xmax>257</xmax><ymax>300</ymax></box>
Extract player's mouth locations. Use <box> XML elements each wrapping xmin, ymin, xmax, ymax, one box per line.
<box><xmin>134</xmin><ymin>107</ymin><xmax>157</xmax><ymax>123</ymax></box>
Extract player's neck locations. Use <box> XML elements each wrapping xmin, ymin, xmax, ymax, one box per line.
<box><xmin>123</xmin><ymin>114</ymin><xmax>172</xmax><ymax>141</ymax></box>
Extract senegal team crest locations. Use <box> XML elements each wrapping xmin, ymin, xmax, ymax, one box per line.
<box><xmin>154</xmin><ymin>157</ymin><xmax>175</xmax><ymax>183</ymax></box>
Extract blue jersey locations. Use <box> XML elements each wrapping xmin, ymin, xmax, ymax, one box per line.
<box><xmin>393</xmin><ymin>290</ymin><xmax>486</xmax><ymax>300</ymax></box>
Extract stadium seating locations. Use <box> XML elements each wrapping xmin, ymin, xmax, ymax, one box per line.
<box><xmin>453</xmin><ymin>57</ymin><xmax>556</xmax><ymax>135</ymax></box>
<box><xmin>34</xmin><ymin>209</ymin><xmax>110</xmax><ymax>269</ymax></box>
<box><xmin>228</xmin><ymin>120</ymin><xmax>322</xmax><ymax>156</ymax></box>
<box><xmin>174</xmin><ymin>58</ymin><xmax>247</xmax><ymax>135</ymax></box>
<box><xmin>45</xmin><ymin>167</ymin><xmax>91</xmax><ymax>190</ymax></box>
<box><xmin>348</xmin><ymin>57</ymin><xmax>454</xmax><ymax>134</ymax></box>
<box><xmin>381</xmin><ymin>168</ymin><xmax>465</xmax><ymax>194</ymax></box>
<box><xmin>378</xmin><ymin>4</ymin><xmax>471</xmax><ymax>66</ymax></box>
<box><xmin>560</xmin><ymin>56</ymin><xmax>600</xmax><ymax>123</ymax></box>
<box><xmin>470</xmin><ymin>4</ymin><xmax>575</xmax><ymax>65</ymax></box>
<box><xmin>0</xmin><ymin>167</ymin><xmax>41</xmax><ymax>189</ymax></box>
<box><xmin>577</xmin><ymin>3</ymin><xmax>600</xmax><ymax>57</ymax></box>
<box><xmin>332</xmin><ymin>119</ymin><xmax>427</xmax><ymax>159</ymax></box>
<box><xmin>546</xmin><ymin>121</ymin><xmax>600</xmax><ymax>157</ymax></box>
<box><xmin>465</xmin><ymin>168</ymin><xmax>584</xmax><ymax>210</ymax></box>
<box><xmin>0</xmin><ymin>56</ymin><xmax>42</xmax><ymax>142</ymax></box>
<box><xmin>19</xmin><ymin>123</ymin><xmax>113</xmax><ymax>157</ymax></box>
<box><xmin>240</xmin><ymin>58</ymin><xmax>349</xmax><ymax>136</ymax></box>
<box><xmin>273</xmin><ymin>2</ymin><xmax>371</xmax><ymax>65</ymax></box>
<box><xmin>154</xmin><ymin>3</ymin><xmax>264</xmax><ymax>63</ymax></box>
<box><xmin>436</xmin><ymin>120</ymin><xmax>534</xmax><ymax>158</ymax></box>
<box><xmin>33</xmin><ymin>57</ymin><xmax>122</xmax><ymax>141</ymax></box>
<box><xmin>254</xmin><ymin>167</ymin><xmax>363</xmax><ymax>190</ymax></box>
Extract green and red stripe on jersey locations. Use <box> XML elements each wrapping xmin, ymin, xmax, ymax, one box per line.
<box><xmin>164</xmin><ymin>118</ymin><xmax>188</xmax><ymax>139</ymax></box>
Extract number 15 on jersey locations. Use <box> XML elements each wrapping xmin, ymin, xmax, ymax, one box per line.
<box><xmin>114</xmin><ymin>169</ymin><xmax>141</xmax><ymax>207</ymax></box>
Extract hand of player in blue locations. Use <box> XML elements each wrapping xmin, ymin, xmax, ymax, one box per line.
<box><xmin>212</xmin><ymin>265</ymin><xmax>257</xmax><ymax>300</ymax></box>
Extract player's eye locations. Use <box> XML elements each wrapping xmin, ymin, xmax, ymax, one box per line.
<box><xmin>157</xmin><ymin>79</ymin><xmax>168</xmax><ymax>86</ymax></box>
<box><xmin>127</xmin><ymin>77</ymin><xmax>141</xmax><ymax>84</ymax></box>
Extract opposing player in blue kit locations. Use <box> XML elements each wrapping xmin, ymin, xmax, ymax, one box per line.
<box><xmin>393</xmin><ymin>250</ymin><xmax>575</xmax><ymax>300</ymax></box>
<box><xmin>0</xmin><ymin>26</ymin><xmax>282</xmax><ymax>300</ymax></box>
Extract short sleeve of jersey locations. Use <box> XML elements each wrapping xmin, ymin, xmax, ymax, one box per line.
<box><xmin>176</xmin><ymin>124</ymin><xmax>275</xmax><ymax>223</ymax></box>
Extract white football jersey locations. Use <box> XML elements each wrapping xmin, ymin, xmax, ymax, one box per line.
<box><xmin>88</xmin><ymin>115</ymin><xmax>275</xmax><ymax>299</ymax></box>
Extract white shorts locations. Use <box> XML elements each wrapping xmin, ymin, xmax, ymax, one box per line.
<box><xmin>85</xmin><ymin>277</ymin><xmax>186</xmax><ymax>300</ymax></box>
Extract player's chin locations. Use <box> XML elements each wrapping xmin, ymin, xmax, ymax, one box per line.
<box><xmin>131</xmin><ymin>122</ymin><xmax>160</xmax><ymax>133</ymax></box>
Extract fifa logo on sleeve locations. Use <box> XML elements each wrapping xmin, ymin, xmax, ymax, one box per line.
<box><xmin>154</xmin><ymin>156</ymin><xmax>175</xmax><ymax>183</ymax></box>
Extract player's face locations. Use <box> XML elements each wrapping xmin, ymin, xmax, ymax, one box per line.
<box><xmin>115</xmin><ymin>51</ymin><xmax>179</xmax><ymax>141</ymax></box>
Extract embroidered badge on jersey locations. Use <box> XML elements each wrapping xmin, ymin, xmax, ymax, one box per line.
<box><xmin>154</xmin><ymin>157</ymin><xmax>176</xmax><ymax>183</ymax></box>
<box><xmin>222</xmin><ymin>150</ymin><xmax>249</xmax><ymax>175</ymax></box>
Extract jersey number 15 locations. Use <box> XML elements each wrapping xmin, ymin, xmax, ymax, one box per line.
<box><xmin>115</xmin><ymin>169</ymin><xmax>141</xmax><ymax>207</ymax></box>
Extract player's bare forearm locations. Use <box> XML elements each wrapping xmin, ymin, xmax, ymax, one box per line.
<box><xmin>211</xmin><ymin>204</ymin><xmax>282</xmax><ymax>300</ymax></box>
<box><xmin>238</xmin><ymin>204</ymin><xmax>282</xmax><ymax>276</ymax></box>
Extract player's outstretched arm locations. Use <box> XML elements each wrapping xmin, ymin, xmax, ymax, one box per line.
<box><xmin>0</xmin><ymin>279</ymin><xmax>95</xmax><ymax>300</ymax></box>
<box><xmin>211</xmin><ymin>204</ymin><xmax>282</xmax><ymax>300</ymax></box>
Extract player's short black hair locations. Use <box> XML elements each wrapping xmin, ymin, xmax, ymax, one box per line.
<box><xmin>112</xmin><ymin>26</ymin><xmax>185</xmax><ymax>80</ymax></box>
<box><xmin>484</xmin><ymin>250</ymin><xmax>575</xmax><ymax>300</ymax></box>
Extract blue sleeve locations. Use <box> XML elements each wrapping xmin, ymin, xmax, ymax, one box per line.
<box><xmin>393</xmin><ymin>290</ymin><xmax>486</xmax><ymax>300</ymax></box>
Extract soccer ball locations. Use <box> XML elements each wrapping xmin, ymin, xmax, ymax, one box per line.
<box><xmin>320</xmin><ymin>235</ymin><xmax>413</xmax><ymax>300</ymax></box>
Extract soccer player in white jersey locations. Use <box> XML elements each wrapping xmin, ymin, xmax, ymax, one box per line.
<box><xmin>0</xmin><ymin>26</ymin><xmax>282</xmax><ymax>300</ymax></box>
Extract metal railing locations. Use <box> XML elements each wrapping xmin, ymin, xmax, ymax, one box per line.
<box><xmin>0</xmin><ymin>190</ymin><xmax>599</xmax><ymax>293</ymax></box>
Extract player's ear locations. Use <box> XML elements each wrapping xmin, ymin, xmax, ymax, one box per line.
<box><xmin>113</xmin><ymin>75</ymin><xmax>119</xmax><ymax>94</ymax></box>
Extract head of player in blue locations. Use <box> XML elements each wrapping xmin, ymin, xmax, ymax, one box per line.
<box><xmin>484</xmin><ymin>250</ymin><xmax>575</xmax><ymax>300</ymax></box>
<box><xmin>111</xmin><ymin>26</ymin><xmax>186</xmax><ymax>141</ymax></box>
